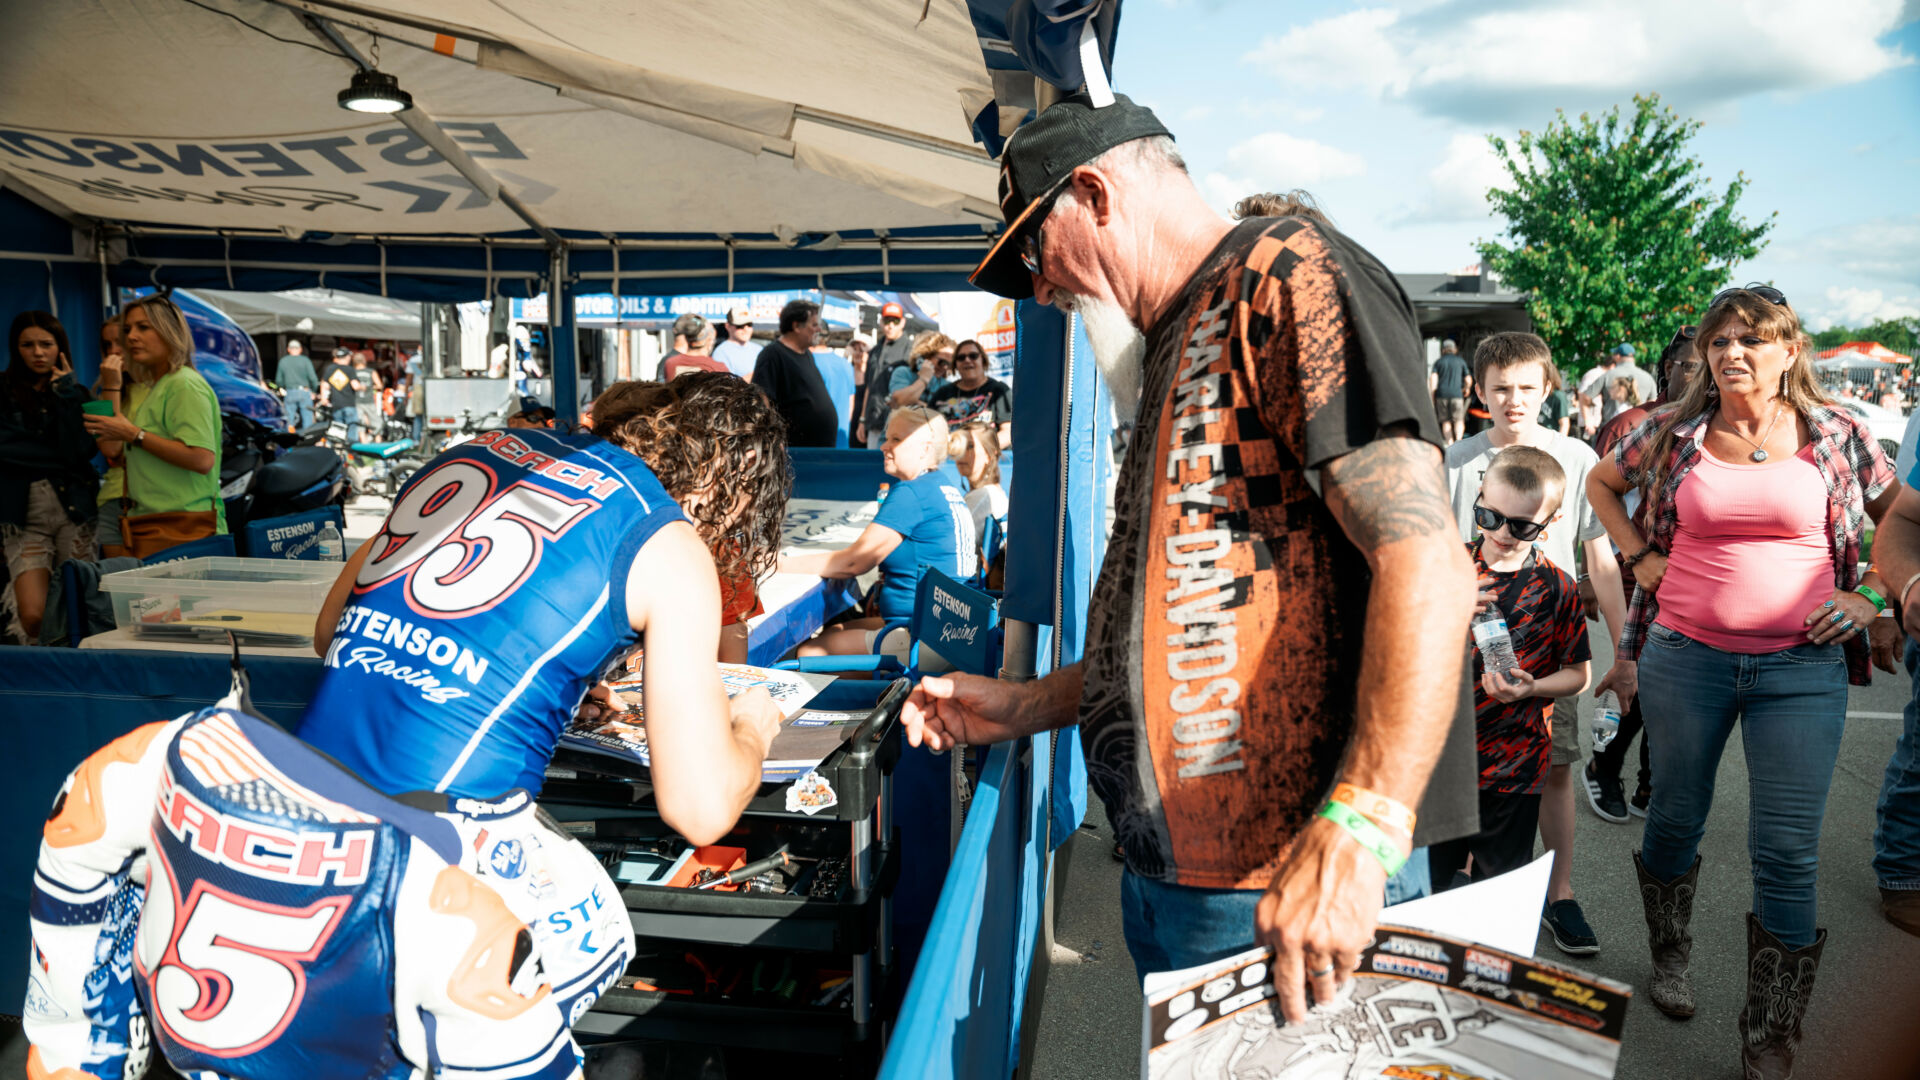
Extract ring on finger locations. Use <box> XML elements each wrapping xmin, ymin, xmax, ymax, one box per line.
<box><xmin>1308</xmin><ymin>964</ymin><xmax>1334</xmax><ymax>977</ymax></box>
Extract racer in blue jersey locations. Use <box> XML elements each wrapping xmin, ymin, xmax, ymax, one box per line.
<box><xmin>26</xmin><ymin>374</ymin><xmax>793</xmax><ymax>1080</ymax></box>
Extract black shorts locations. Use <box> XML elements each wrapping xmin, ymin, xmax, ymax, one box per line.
<box><xmin>1428</xmin><ymin>788</ymin><xmax>1542</xmax><ymax>892</ymax></box>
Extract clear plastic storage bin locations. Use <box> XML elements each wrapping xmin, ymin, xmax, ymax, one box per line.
<box><xmin>99</xmin><ymin>557</ymin><xmax>340</xmax><ymax>646</ymax></box>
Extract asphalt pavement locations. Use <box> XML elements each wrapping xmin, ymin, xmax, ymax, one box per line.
<box><xmin>1029</xmin><ymin>630</ymin><xmax>1920</xmax><ymax>1080</ymax></box>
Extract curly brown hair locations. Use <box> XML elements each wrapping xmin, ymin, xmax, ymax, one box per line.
<box><xmin>589</xmin><ymin>374</ymin><xmax>792</xmax><ymax>588</ymax></box>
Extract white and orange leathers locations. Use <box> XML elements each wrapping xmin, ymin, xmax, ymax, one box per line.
<box><xmin>25</xmin><ymin>700</ymin><xmax>607</xmax><ymax>1080</ymax></box>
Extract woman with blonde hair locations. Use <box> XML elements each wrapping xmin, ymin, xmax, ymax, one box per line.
<box><xmin>885</xmin><ymin>331</ymin><xmax>955</xmax><ymax>410</ymax></box>
<box><xmin>950</xmin><ymin>421</ymin><xmax>1007</xmax><ymax>554</ymax></box>
<box><xmin>81</xmin><ymin>295</ymin><xmax>224</xmax><ymax>556</ymax></box>
<box><xmin>1587</xmin><ymin>286</ymin><xmax>1896</xmax><ymax>1077</ymax></box>
<box><xmin>1608</xmin><ymin>374</ymin><xmax>1643</xmax><ymax>411</ymax></box>
<box><xmin>783</xmin><ymin>404</ymin><xmax>976</xmax><ymax>658</ymax></box>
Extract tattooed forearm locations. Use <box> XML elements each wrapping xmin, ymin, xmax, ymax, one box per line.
<box><xmin>1321</xmin><ymin>427</ymin><xmax>1455</xmax><ymax>552</ymax></box>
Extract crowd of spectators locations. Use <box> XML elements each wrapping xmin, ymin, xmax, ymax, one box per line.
<box><xmin>1424</xmin><ymin>288</ymin><xmax>1917</xmax><ymax>1077</ymax></box>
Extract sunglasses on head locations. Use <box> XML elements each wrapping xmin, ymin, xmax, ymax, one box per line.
<box><xmin>1708</xmin><ymin>283</ymin><xmax>1788</xmax><ymax>310</ymax></box>
<box><xmin>1473</xmin><ymin>499</ymin><xmax>1549</xmax><ymax>542</ymax></box>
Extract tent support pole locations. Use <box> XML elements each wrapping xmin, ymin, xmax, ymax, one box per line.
<box><xmin>999</xmin><ymin>621</ymin><xmax>1038</xmax><ymax>683</ymax></box>
<box><xmin>550</xmin><ymin>246</ymin><xmax>578</xmax><ymax>427</ymax></box>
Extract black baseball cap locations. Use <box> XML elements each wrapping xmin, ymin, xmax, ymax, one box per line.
<box><xmin>969</xmin><ymin>92</ymin><xmax>1172</xmax><ymax>300</ymax></box>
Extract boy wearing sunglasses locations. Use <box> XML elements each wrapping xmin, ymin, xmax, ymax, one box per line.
<box><xmin>1443</xmin><ymin>331</ymin><xmax>1628</xmax><ymax>954</ymax></box>
<box><xmin>1431</xmin><ymin>446</ymin><xmax>1591</xmax><ymax>892</ymax></box>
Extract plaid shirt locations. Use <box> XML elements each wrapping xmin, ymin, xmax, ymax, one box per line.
<box><xmin>1612</xmin><ymin>403</ymin><xmax>1894</xmax><ymax>685</ymax></box>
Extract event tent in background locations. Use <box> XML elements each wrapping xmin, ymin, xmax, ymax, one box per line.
<box><xmin>187</xmin><ymin>286</ymin><xmax>423</xmax><ymax>339</ymax></box>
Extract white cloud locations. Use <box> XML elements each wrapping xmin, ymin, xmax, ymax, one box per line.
<box><xmin>1198</xmin><ymin>130</ymin><xmax>1367</xmax><ymax>215</ymax></box>
<box><xmin>1179</xmin><ymin>104</ymin><xmax>1215</xmax><ymax>124</ymax></box>
<box><xmin>1223</xmin><ymin>131</ymin><xmax>1367</xmax><ymax>185</ymax></box>
<box><xmin>1785</xmin><ymin>215</ymin><xmax>1920</xmax><ymax>284</ymax></box>
<box><xmin>1243</xmin><ymin>0</ymin><xmax>1914</xmax><ymax>124</ymax></box>
<box><xmin>1805</xmin><ymin>286</ymin><xmax>1920</xmax><ymax>331</ymax></box>
<box><xmin>1388</xmin><ymin>132</ymin><xmax>1509</xmax><ymax>225</ymax></box>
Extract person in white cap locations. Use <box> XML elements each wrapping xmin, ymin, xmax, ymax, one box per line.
<box><xmin>712</xmin><ymin>306</ymin><xmax>760</xmax><ymax>379</ymax></box>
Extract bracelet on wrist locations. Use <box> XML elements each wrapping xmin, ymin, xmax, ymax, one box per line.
<box><xmin>1329</xmin><ymin>782</ymin><xmax>1417</xmax><ymax>834</ymax></box>
<box><xmin>1856</xmin><ymin>584</ymin><xmax>1888</xmax><ymax>614</ymax></box>
<box><xmin>1317</xmin><ymin>800</ymin><xmax>1408</xmax><ymax>877</ymax></box>
<box><xmin>1900</xmin><ymin>572</ymin><xmax>1920</xmax><ymax>617</ymax></box>
<box><xmin>1622</xmin><ymin>544</ymin><xmax>1654</xmax><ymax>570</ymax></box>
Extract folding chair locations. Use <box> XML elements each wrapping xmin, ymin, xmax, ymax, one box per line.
<box><xmin>776</xmin><ymin>568</ymin><xmax>1001</xmax><ymax>681</ymax></box>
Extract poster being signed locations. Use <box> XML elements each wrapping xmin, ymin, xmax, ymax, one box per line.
<box><xmin>1143</xmin><ymin>925</ymin><xmax>1629</xmax><ymax>1080</ymax></box>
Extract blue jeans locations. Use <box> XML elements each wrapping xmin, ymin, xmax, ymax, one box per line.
<box><xmin>410</xmin><ymin>414</ymin><xmax>425</xmax><ymax>444</ymax></box>
<box><xmin>285</xmin><ymin>389</ymin><xmax>314</xmax><ymax>431</ymax></box>
<box><xmin>1875</xmin><ymin>638</ymin><xmax>1920</xmax><ymax>891</ymax></box>
<box><xmin>1119</xmin><ymin>870</ymin><xmax>1261</xmax><ymax>986</ymax></box>
<box><xmin>1385</xmin><ymin>847</ymin><xmax>1431</xmax><ymax>905</ymax></box>
<box><xmin>1638</xmin><ymin>622</ymin><xmax>1848</xmax><ymax>948</ymax></box>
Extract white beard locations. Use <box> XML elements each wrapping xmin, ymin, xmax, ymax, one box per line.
<box><xmin>1055</xmin><ymin>289</ymin><xmax>1146</xmax><ymax>416</ymax></box>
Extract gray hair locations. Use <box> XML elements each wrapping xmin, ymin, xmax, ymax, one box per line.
<box><xmin>1052</xmin><ymin>135</ymin><xmax>1187</xmax><ymax>214</ymax></box>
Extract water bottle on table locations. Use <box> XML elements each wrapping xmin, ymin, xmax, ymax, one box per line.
<box><xmin>1593</xmin><ymin>690</ymin><xmax>1621</xmax><ymax>751</ymax></box>
<box><xmin>317</xmin><ymin>521</ymin><xmax>345</xmax><ymax>562</ymax></box>
<box><xmin>1471</xmin><ymin>607</ymin><xmax>1519</xmax><ymax>675</ymax></box>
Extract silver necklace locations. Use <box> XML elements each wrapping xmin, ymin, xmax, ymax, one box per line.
<box><xmin>1722</xmin><ymin>402</ymin><xmax>1785</xmax><ymax>462</ymax></box>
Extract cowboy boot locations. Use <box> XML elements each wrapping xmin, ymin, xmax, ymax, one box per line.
<box><xmin>1633</xmin><ymin>851</ymin><xmax>1699</xmax><ymax>1019</ymax></box>
<box><xmin>1739</xmin><ymin>913</ymin><xmax>1827</xmax><ymax>1080</ymax></box>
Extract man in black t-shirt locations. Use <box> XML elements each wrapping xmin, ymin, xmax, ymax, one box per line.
<box><xmin>750</xmin><ymin>300</ymin><xmax>837</xmax><ymax>448</ymax></box>
<box><xmin>898</xmin><ymin>93</ymin><xmax>1477</xmax><ymax>1019</ymax></box>
<box><xmin>319</xmin><ymin>346</ymin><xmax>367</xmax><ymax>443</ymax></box>
<box><xmin>859</xmin><ymin>302</ymin><xmax>914</xmax><ymax>448</ymax></box>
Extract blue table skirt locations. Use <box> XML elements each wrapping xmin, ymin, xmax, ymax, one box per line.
<box><xmin>748</xmin><ymin>576</ymin><xmax>864</xmax><ymax>666</ymax></box>
<box><xmin>0</xmin><ymin>647</ymin><xmax>326</xmax><ymax>1013</ymax></box>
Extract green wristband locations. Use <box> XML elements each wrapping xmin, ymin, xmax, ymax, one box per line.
<box><xmin>1318</xmin><ymin>800</ymin><xmax>1409</xmax><ymax>877</ymax></box>
<box><xmin>1856</xmin><ymin>584</ymin><xmax>1888</xmax><ymax>614</ymax></box>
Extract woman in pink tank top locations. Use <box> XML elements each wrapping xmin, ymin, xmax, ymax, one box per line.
<box><xmin>1586</xmin><ymin>287</ymin><xmax>1898</xmax><ymax>1078</ymax></box>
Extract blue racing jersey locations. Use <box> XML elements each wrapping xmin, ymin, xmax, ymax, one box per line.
<box><xmin>299</xmin><ymin>429</ymin><xmax>684</xmax><ymax>798</ymax></box>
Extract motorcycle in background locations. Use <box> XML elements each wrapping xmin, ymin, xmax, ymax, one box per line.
<box><xmin>220</xmin><ymin>412</ymin><xmax>349</xmax><ymax>534</ymax></box>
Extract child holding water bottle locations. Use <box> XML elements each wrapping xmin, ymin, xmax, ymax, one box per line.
<box><xmin>1431</xmin><ymin>446</ymin><xmax>1591</xmax><ymax>891</ymax></box>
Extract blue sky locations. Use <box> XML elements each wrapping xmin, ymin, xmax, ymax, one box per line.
<box><xmin>1111</xmin><ymin>0</ymin><xmax>1920</xmax><ymax>331</ymax></box>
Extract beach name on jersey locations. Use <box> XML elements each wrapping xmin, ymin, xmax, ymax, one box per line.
<box><xmin>324</xmin><ymin>605</ymin><xmax>488</xmax><ymax>703</ymax></box>
<box><xmin>470</xmin><ymin>430</ymin><xmax>622</xmax><ymax>498</ymax></box>
<box><xmin>156</xmin><ymin>769</ymin><xmax>371</xmax><ymax>886</ymax></box>
<box><xmin>1164</xmin><ymin>298</ymin><xmax>1243</xmax><ymax>779</ymax></box>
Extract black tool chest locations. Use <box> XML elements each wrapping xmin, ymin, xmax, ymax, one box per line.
<box><xmin>541</xmin><ymin>679</ymin><xmax>909</xmax><ymax>1077</ymax></box>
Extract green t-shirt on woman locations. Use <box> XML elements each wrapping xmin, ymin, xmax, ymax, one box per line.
<box><xmin>127</xmin><ymin>366</ymin><xmax>226</xmax><ymax>533</ymax></box>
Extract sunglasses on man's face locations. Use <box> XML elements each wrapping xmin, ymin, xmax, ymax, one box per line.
<box><xmin>1016</xmin><ymin>178</ymin><xmax>1073</xmax><ymax>278</ymax></box>
<box><xmin>1473</xmin><ymin>499</ymin><xmax>1549</xmax><ymax>542</ymax></box>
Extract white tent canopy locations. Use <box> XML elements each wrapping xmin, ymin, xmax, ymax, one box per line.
<box><xmin>187</xmin><ymin>286</ymin><xmax>422</xmax><ymax>338</ymax></box>
<box><xmin>0</xmin><ymin>0</ymin><xmax>1003</xmax><ymax>237</ymax></box>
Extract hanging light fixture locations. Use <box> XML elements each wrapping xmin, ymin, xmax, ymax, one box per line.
<box><xmin>337</xmin><ymin>35</ymin><xmax>412</xmax><ymax>114</ymax></box>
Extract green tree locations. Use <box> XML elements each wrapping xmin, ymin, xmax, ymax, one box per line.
<box><xmin>1813</xmin><ymin>317</ymin><xmax>1919</xmax><ymax>356</ymax></box>
<box><xmin>1477</xmin><ymin>94</ymin><xmax>1773</xmax><ymax>376</ymax></box>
